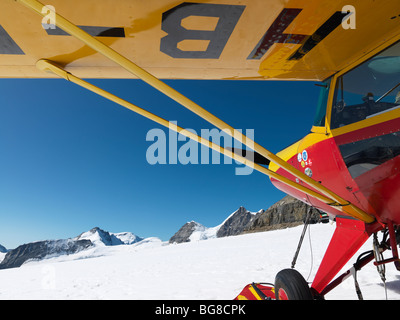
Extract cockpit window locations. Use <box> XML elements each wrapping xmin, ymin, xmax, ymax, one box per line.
<box><xmin>331</xmin><ymin>41</ymin><xmax>400</xmax><ymax>129</ymax></box>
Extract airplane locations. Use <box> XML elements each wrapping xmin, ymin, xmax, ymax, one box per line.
<box><xmin>2</xmin><ymin>0</ymin><xmax>400</xmax><ymax>299</ymax></box>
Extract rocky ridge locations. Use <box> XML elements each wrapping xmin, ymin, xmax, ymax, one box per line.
<box><xmin>169</xmin><ymin>195</ymin><xmax>324</xmax><ymax>243</ymax></box>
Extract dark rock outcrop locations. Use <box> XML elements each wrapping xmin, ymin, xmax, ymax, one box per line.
<box><xmin>243</xmin><ymin>195</ymin><xmax>321</xmax><ymax>233</ymax></box>
<box><xmin>169</xmin><ymin>195</ymin><xmax>325</xmax><ymax>243</ymax></box>
<box><xmin>216</xmin><ymin>206</ymin><xmax>259</xmax><ymax>237</ymax></box>
<box><xmin>169</xmin><ymin>221</ymin><xmax>205</xmax><ymax>244</ymax></box>
<box><xmin>0</xmin><ymin>244</ymin><xmax>7</xmax><ymax>253</ymax></box>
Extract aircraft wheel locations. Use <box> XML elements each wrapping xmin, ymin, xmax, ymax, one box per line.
<box><xmin>274</xmin><ymin>269</ymin><xmax>313</xmax><ymax>300</ymax></box>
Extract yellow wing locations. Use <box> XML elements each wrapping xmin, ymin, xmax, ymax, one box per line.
<box><xmin>2</xmin><ymin>0</ymin><xmax>400</xmax><ymax>80</ymax></box>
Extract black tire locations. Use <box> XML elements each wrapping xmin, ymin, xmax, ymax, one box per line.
<box><xmin>274</xmin><ymin>269</ymin><xmax>313</xmax><ymax>300</ymax></box>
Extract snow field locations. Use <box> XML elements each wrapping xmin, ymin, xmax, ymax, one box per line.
<box><xmin>0</xmin><ymin>223</ymin><xmax>399</xmax><ymax>300</ymax></box>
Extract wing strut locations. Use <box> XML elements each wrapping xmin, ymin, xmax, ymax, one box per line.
<box><xmin>36</xmin><ymin>59</ymin><xmax>336</xmax><ymax>207</ymax></box>
<box><xmin>17</xmin><ymin>0</ymin><xmax>375</xmax><ymax>223</ymax></box>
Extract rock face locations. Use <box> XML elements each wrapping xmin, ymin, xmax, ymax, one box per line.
<box><xmin>0</xmin><ymin>239</ymin><xmax>92</xmax><ymax>269</ymax></box>
<box><xmin>216</xmin><ymin>206</ymin><xmax>258</xmax><ymax>238</ymax></box>
<box><xmin>169</xmin><ymin>221</ymin><xmax>205</xmax><ymax>244</ymax></box>
<box><xmin>243</xmin><ymin>195</ymin><xmax>321</xmax><ymax>233</ymax></box>
<box><xmin>169</xmin><ymin>195</ymin><xmax>324</xmax><ymax>243</ymax></box>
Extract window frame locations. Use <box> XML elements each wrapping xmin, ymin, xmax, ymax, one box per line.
<box><xmin>326</xmin><ymin>35</ymin><xmax>400</xmax><ymax>137</ymax></box>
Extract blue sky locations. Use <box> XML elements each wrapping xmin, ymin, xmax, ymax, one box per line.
<box><xmin>0</xmin><ymin>78</ymin><xmax>320</xmax><ymax>249</ymax></box>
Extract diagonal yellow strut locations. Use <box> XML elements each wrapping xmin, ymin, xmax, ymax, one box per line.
<box><xmin>17</xmin><ymin>0</ymin><xmax>375</xmax><ymax>223</ymax></box>
<box><xmin>36</xmin><ymin>59</ymin><xmax>340</xmax><ymax>207</ymax></box>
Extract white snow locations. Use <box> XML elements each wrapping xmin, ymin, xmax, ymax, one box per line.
<box><xmin>189</xmin><ymin>223</ymin><xmax>219</xmax><ymax>242</ymax></box>
<box><xmin>113</xmin><ymin>232</ymin><xmax>142</xmax><ymax>245</ymax></box>
<box><xmin>0</xmin><ymin>223</ymin><xmax>399</xmax><ymax>300</ymax></box>
<box><xmin>75</xmin><ymin>228</ymin><xmax>141</xmax><ymax>246</ymax></box>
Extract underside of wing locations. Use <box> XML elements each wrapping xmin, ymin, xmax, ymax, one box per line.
<box><xmin>2</xmin><ymin>0</ymin><xmax>400</xmax><ymax>80</ymax></box>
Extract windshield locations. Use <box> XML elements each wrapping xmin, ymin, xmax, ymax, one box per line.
<box><xmin>331</xmin><ymin>41</ymin><xmax>400</xmax><ymax>129</ymax></box>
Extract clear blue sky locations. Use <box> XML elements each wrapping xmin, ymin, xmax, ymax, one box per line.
<box><xmin>0</xmin><ymin>78</ymin><xmax>320</xmax><ymax>249</ymax></box>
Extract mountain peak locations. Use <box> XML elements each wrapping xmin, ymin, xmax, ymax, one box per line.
<box><xmin>216</xmin><ymin>206</ymin><xmax>256</xmax><ymax>238</ymax></box>
<box><xmin>169</xmin><ymin>221</ymin><xmax>205</xmax><ymax>244</ymax></box>
<box><xmin>76</xmin><ymin>227</ymin><xmax>143</xmax><ymax>246</ymax></box>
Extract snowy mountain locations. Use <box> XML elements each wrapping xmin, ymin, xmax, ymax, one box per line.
<box><xmin>168</xmin><ymin>220</ymin><xmax>225</xmax><ymax>243</ymax></box>
<box><xmin>0</xmin><ymin>238</ymin><xmax>92</xmax><ymax>269</ymax></box>
<box><xmin>75</xmin><ymin>227</ymin><xmax>143</xmax><ymax>246</ymax></box>
<box><xmin>169</xmin><ymin>221</ymin><xmax>206</xmax><ymax>243</ymax></box>
<box><xmin>0</xmin><ymin>227</ymin><xmax>146</xmax><ymax>270</ymax></box>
